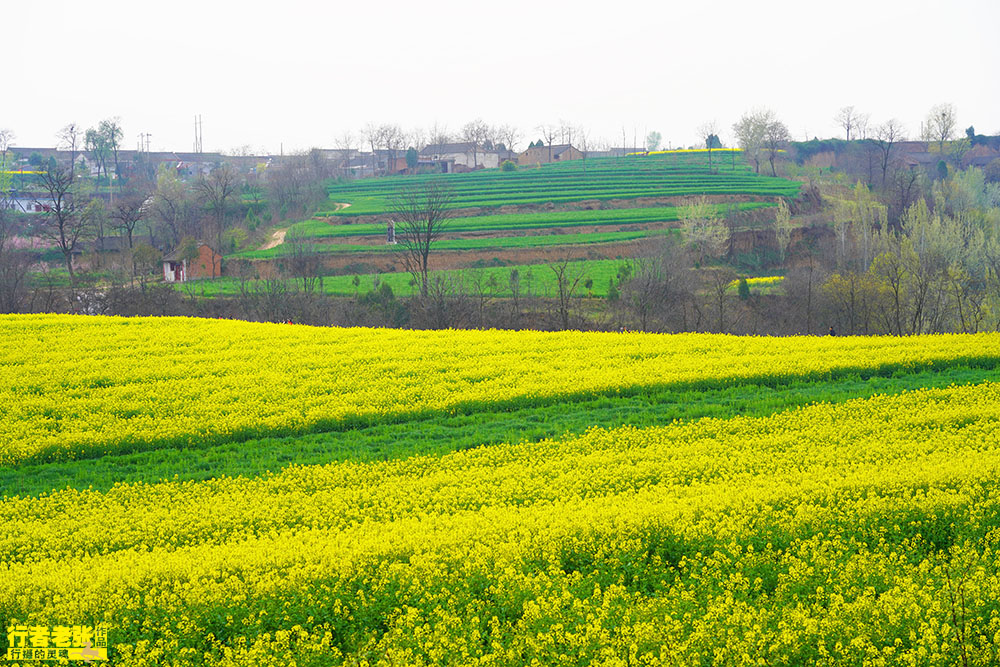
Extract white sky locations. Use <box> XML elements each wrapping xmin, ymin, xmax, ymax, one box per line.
<box><xmin>6</xmin><ymin>0</ymin><xmax>999</xmax><ymax>154</ymax></box>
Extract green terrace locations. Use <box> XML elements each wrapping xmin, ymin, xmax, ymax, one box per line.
<box><xmin>175</xmin><ymin>258</ymin><xmax>631</xmax><ymax>298</ymax></box>
<box><xmin>291</xmin><ymin>202</ymin><xmax>776</xmax><ymax>239</ymax></box>
<box><xmin>321</xmin><ymin>153</ymin><xmax>801</xmax><ymax>216</ymax></box>
<box><xmin>233</xmin><ymin>229</ymin><xmax>673</xmax><ymax>260</ymax></box>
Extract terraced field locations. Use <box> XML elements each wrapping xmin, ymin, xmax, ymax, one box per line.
<box><xmin>159</xmin><ymin>259</ymin><xmax>628</xmax><ymax>298</ymax></box>
<box><xmin>3</xmin><ymin>315</ymin><xmax>1000</xmax><ymax>665</ymax></box>
<box><xmin>320</xmin><ymin>151</ymin><xmax>801</xmax><ymax>216</ymax></box>
<box><xmin>287</xmin><ymin>202</ymin><xmax>776</xmax><ymax>240</ymax></box>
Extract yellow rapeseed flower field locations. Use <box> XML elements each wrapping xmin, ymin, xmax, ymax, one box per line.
<box><xmin>2</xmin><ymin>315</ymin><xmax>999</xmax><ymax>665</ymax></box>
<box><xmin>3</xmin><ymin>314</ymin><xmax>1000</xmax><ymax>465</ymax></box>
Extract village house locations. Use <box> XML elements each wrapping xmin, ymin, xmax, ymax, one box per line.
<box><xmin>419</xmin><ymin>142</ymin><xmax>501</xmax><ymax>171</ymax></box>
<box><xmin>162</xmin><ymin>243</ymin><xmax>222</xmax><ymax>283</ymax></box>
<box><xmin>517</xmin><ymin>144</ymin><xmax>583</xmax><ymax>166</ymax></box>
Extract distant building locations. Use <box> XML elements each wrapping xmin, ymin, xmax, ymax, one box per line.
<box><xmin>162</xmin><ymin>243</ymin><xmax>222</xmax><ymax>283</ymax></box>
<box><xmin>517</xmin><ymin>144</ymin><xmax>583</xmax><ymax>166</ymax></box>
<box><xmin>419</xmin><ymin>143</ymin><xmax>501</xmax><ymax>171</ymax></box>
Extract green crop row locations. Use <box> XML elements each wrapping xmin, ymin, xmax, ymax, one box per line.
<box><xmin>292</xmin><ymin>202</ymin><xmax>775</xmax><ymax>240</ymax></box>
<box><xmin>234</xmin><ymin>229</ymin><xmax>671</xmax><ymax>260</ymax></box>
<box><xmin>319</xmin><ymin>153</ymin><xmax>800</xmax><ymax>216</ymax></box>
<box><xmin>189</xmin><ymin>259</ymin><xmax>629</xmax><ymax>297</ymax></box>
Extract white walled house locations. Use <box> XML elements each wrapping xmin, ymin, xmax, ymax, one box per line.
<box><xmin>419</xmin><ymin>142</ymin><xmax>500</xmax><ymax>171</ymax></box>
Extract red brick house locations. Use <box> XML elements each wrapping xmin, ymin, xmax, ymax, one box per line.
<box><xmin>162</xmin><ymin>243</ymin><xmax>222</xmax><ymax>282</ymax></box>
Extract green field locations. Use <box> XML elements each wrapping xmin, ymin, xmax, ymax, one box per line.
<box><xmin>234</xmin><ymin>228</ymin><xmax>674</xmax><ymax>259</ymax></box>
<box><xmin>292</xmin><ymin>202</ymin><xmax>776</xmax><ymax>240</ymax></box>
<box><xmin>180</xmin><ymin>258</ymin><xmax>629</xmax><ymax>297</ymax></box>
<box><xmin>321</xmin><ymin>152</ymin><xmax>801</xmax><ymax>216</ymax></box>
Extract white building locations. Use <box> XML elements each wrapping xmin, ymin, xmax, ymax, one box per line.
<box><xmin>419</xmin><ymin>142</ymin><xmax>501</xmax><ymax>171</ymax></box>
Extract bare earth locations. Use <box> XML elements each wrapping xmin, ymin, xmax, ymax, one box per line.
<box><xmin>258</xmin><ymin>203</ymin><xmax>353</xmax><ymax>251</ymax></box>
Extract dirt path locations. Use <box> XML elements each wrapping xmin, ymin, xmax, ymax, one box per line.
<box><xmin>258</xmin><ymin>203</ymin><xmax>352</xmax><ymax>251</ymax></box>
<box><xmin>259</xmin><ymin>228</ymin><xmax>288</xmax><ymax>251</ymax></box>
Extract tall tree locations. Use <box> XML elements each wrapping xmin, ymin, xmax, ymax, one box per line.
<box><xmin>698</xmin><ymin>121</ymin><xmax>719</xmax><ymax>170</ymax></box>
<box><xmin>33</xmin><ymin>162</ymin><xmax>91</xmax><ymax>297</ymax></box>
<box><xmin>388</xmin><ymin>182</ymin><xmax>454</xmax><ymax>297</ymax></box>
<box><xmin>495</xmin><ymin>124</ymin><xmax>521</xmax><ymax>155</ymax></box>
<box><xmin>84</xmin><ymin>127</ymin><xmax>110</xmax><ymax>182</ymax></box>
<box><xmin>111</xmin><ymin>186</ymin><xmax>151</xmax><ymax>251</ymax></box>
<box><xmin>194</xmin><ymin>164</ymin><xmax>240</xmax><ymax>251</ymax></box>
<box><xmin>872</xmin><ymin>119</ymin><xmax>905</xmax><ymax>189</ymax></box>
<box><xmin>732</xmin><ymin>110</ymin><xmax>769</xmax><ymax>174</ymax></box>
<box><xmin>0</xmin><ymin>130</ymin><xmax>14</xmax><ymax>208</ymax></box>
<box><xmin>764</xmin><ymin>117</ymin><xmax>790</xmax><ymax>177</ymax></box>
<box><xmin>835</xmin><ymin>106</ymin><xmax>868</xmax><ymax>141</ymax></box>
<box><xmin>645</xmin><ymin>130</ymin><xmax>662</xmax><ymax>152</ymax></box>
<box><xmin>363</xmin><ymin>122</ymin><xmax>383</xmax><ymax>177</ymax></box>
<box><xmin>461</xmin><ymin>118</ymin><xmax>489</xmax><ymax>168</ymax></box>
<box><xmin>56</xmin><ymin>123</ymin><xmax>82</xmax><ymax>177</ymax></box>
<box><xmin>558</xmin><ymin>119</ymin><xmax>575</xmax><ymax>146</ymax></box>
<box><xmin>99</xmin><ymin>118</ymin><xmax>124</xmax><ymax>184</ymax></box>
<box><xmin>773</xmin><ymin>199</ymin><xmax>794</xmax><ymax>262</ymax></box>
<box><xmin>681</xmin><ymin>197</ymin><xmax>728</xmax><ymax>264</ymax></box>
<box><xmin>922</xmin><ymin>103</ymin><xmax>957</xmax><ymax>153</ymax></box>
<box><xmin>427</xmin><ymin>121</ymin><xmax>451</xmax><ymax>149</ymax></box>
<box><xmin>0</xmin><ymin>206</ymin><xmax>32</xmax><ymax>313</ymax></box>
<box><xmin>537</xmin><ymin>124</ymin><xmax>558</xmax><ymax>163</ymax></box>
<box><xmin>381</xmin><ymin>124</ymin><xmax>405</xmax><ymax>175</ymax></box>
<box><xmin>334</xmin><ymin>130</ymin><xmax>355</xmax><ymax>179</ymax></box>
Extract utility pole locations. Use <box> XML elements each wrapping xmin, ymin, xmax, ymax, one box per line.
<box><xmin>194</xmin><ymin>114</ymin><xmax>203</xmax><ymax>153</ymax></box>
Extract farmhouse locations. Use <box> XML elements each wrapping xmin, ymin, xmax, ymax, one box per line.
<box><xmin>162</xmin><ymin>243</ymin><xmax>222</xmax><ymax>283</ymax></box>
<box><xmin>419</xmin><ymin>142</ymin><xmax>501</xmax><ymax>171</ymax></box>
<box><xmin>517</xmin><ymin>144</ymin><xmax>583</xmax><ymax>166</ymax></box>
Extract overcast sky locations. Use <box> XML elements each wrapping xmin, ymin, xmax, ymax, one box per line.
<box><xmin>6</xmin><ymin>0</ymin><xmax>998</xmax><ymax>154</ymax></box>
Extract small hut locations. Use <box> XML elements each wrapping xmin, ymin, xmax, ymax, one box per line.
<box><xmin>162</xmin><ymin>242</ymin><xmax>222</xmax><ymax>283</ymax></box>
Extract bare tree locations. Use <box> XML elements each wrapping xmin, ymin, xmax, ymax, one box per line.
<box><xmin>922</xmin><ymin>103</ymin><xmax>958</xmax><ymax>153</ymax></box>
<box><xmin>100</xmin><ymin>118</ymin><xmax>124</xmax><ymax>185</ymax></box>
<box><xmin>85</xmin><ymin>126</ymin><xmax>110</xmax><ymax>182</ymax></box>
<box><xmin>0</xmin><ymin>130</ymin><xmax>15</xmax><ymax>209</ymax></box>
<box><xmin>706</xmin><ymin>268</ymin><xmax>738</xmax><ymax>333</ymax></box>
<box><xmin>111</xmin><ymin>186</ymin><xmax>151</xmax><ymax>251</ymax></box>
<box><xmin>152</xmin><ymin>165</ymin><xmax>195</xmax><ymax>248</ymax></box>
<box><xmin>382</xmin><ymin>124</ymin><xmax>406</xmax><ymax>175</ymax></box>
<box><xmin>578</xmin><ymin>126</ymin><xmax>591</xmax><ymax>173</ymax></box>
<box><xmin>428</xmin><ymin>121</ymin><xmax>451</xmax><ymax>148</ymax></box>
<box><xmin>698</xmin><ymin>121</ymin><xmax>719</xmax><ymax>171</ymax></box>
<box><xmin>773</xmin><ymin>199</ymin><xmax>794</xmax><ymax>262</ymax></box>
<box><xmin>286</xmin><ymin>230</ymin><xmax>324</xmax><ymax>294</ymax></box>
<box><xmin>461</xmin><ymin>118</ymin><xmax>489</xmax><ymax>168</ymax></box>
<box><xmin>681</xmin><ymin>197</ymin><xmax>728</xmax><ymax>264</ymax></box>
<box><xmin>764</xmin><ymin>117</ymin><xmax>790</xmax><ymax>176</ymax></box>
<box><xmin>834</xmin><ymin>106</ymin><xmax>868</xmax><ymax>141</ymax></box>
<box><xmin>732</xmin><ymin>110</ymin><xmax>769</xmax><ymax>174</ymax></box>
<box><xmin>194</xmin><ymin>163</ymin><xmax>241</xmax><ymax>251</ymax></box>
<box><xmin>550</xmin><ymin>258</ymin><xmax>587</xmax><ymax>329</ymax></box>
<box><xmin>33</xmin><ymin>162</ymin><xmax>91</xmax><ymax>297</ymax></box>
<box><xmin>872</xmin><ymin>119</ymin><xmax>906</xmax><ymax>188</ymax></box>
<box><xmin>558</xmin><ymin>119</ymin><xmax>575</xmax><ymax>146</ymax></box>
<box><xmin>363</xmin><ymin>122</ymin><xmax>384</xmax><ymax>177</ymax></box>
<box><xmin>388</xmin><ymin>182</ymin><xmax>454</xmax><ymax>297</ymax></box>
<box><xmin>495</xmin><ymin>124</ymin><xmax>521</xmax><ymax>154</ymax></box>
<box><xmin>537</xmin><ymin>124</ymin><xmax>559</xmax><ymax>163</ymax></box>
<box><xmin>334</xmin><ymin>130</ymin><xmax>356</xmax><ymax>179</ymax></box>
<box><xmin>57</xmin><ymin>124</ymin><xmax>82</xmax><ymax>176</ymax></box>
<box><xmin>0</xmin><ymin>207</ymin><xmax>32</xmax><ymax>313</ymax></box>
<box><xmin>408</xmin><ymin>127</ymin><xmax>426</xmax><ymax>153</ymax></box>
